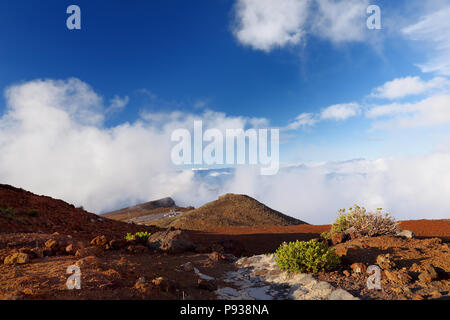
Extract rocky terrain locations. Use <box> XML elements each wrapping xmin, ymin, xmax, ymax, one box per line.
<box><xmin>103</xmin><ymin>197</ymin><xmax>190</xmax><ymax>222</ymax></box>
<box><xmin>0</xmin><ymin>184</ymin><xmax>449</xmax><ymax>300</ymax></box>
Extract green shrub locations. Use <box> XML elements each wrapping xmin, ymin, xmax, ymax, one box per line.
<box><xmin>331</xmin><ymin>205</ymin><xmax>399</xmax><ymax>238</ymax></box>
<box><xmin>135</xmin><ymin>231</ymin><xmax>151</xmax><ymax>241</ymax></box>
<box><xmin>274</xmin><ymin>239</ymin><xmax>340</xmax><ymax>274</ymax></box>
<box><xmin>125</xmin><ymin>231</ymin><xmax>151</xmax><ymax>242</ymax></box>
<box><xmin>125</xmin><ymin>233</ymin><xmax>135</xmax><ymax>241</ymax></box>
<box><xmin>320</xmin><ymin>231</ymin><xmax>332</xmax><ymax>240</ymax></box>
<box><xmin>27</xmin><ymin>209</ymin><xmax>39</xmax><ymax>217</ymax></box>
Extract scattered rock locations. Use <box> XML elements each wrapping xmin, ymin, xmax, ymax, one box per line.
<box><xmin>75</xmin><ymin>255</ymin><xmax>101</xmax><ymax>267</ymax></box>
<box><xmin>384</xmin><ymin>269</ymin><xmax>412</xmax><ymax>285</ymax></box>
<box><xmin>152</xmin><ymin>277</ymin><xmax>176</xmax><ymax>293</ymax></box>
<box><xmin>91</xmin><ymin>235</ymin><xmax>108</xmax><ymax>248</ymax></box>
<box><xmin>220</xmin><ymin>253</ymin><xmax>237</xmax><ymax>262</ymax></box>
<box><xmin>396</xmin><ymin>230</ymin><xmax>415</xmax><ymax>239</ymax></box>
<box><xmin>147</xmin><ymin>230</ymin><xmax>194</xmax><ymax>254</ymax></box>
<box><xmin>198</xmin><ymin>278</ymin><xmax>217</xmax><ymax>291</ymax></box>
<box><xmin>75</xmin><ymin>246</ymin><xmax>104</xmax><ymax>258</ymax></box>
<box><xmin>331</xmin><ymin>233</ymin><xmax>345</xmax><ymax>245</ymax></box>
<box><xmin>328</xmin><ymin>289</ymin><xmax>359</xmax><ymax>300</ymax></box>
<box><xmin>350</xmin><ymin>263</ymin><xmax>367</xmax><ymax>274</ymax></box>
<box><xmin>181</xmin><ymin>262</ymin><xmax>194</xmax><ymax>272</ymax></box>
<box><xmin>209</xmin><ymin>251</ymin><xmax>220</xmax><ymax>262</ymax></box>
<box><xmin>376</xmin><ymin>254</ymin><xmax>396</xmax><ymax>270</ymax></box>
<box><xmin>333</xmin><ymin>246</ymin><xmax>348</xmax><ymax>257</ymax></box>
<box><xmin>218</xmin><ymin>254</ymin><xmax>358</xmax><ymax>301</ymax></box>
<box><xmin>431</xmin><ymin>291</ymin><xmax>442</xmax><ymax>299</ymax></box>
<box><xmin>418</xmin><ymin>264</ymin><xmax>438</xmax><ymax>283</ymax></box>
<box><xmin>4</xmin><ymin>252</ymin><xmax>29</xmax><ymax>265</ymax></box>
<box><xmin>65</xmin><ymin>244</ymin><xmax>77</xmax><ymax>255</ymax></box>
<box><xmin>44</xmin><ymin>239</ymin><xmax>58</xmax><ymax>250</ymax></box>
<box><xmin>134</xmin><ymin>277</ymin><xmax>147</xmax><ymax>290</ymax></box>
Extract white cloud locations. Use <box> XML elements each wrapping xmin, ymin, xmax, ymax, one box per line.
<box><xmin>186</xmin><ymin>154</ymin><xmax>450</xmax><ymax>224</ymax></box>
<box><xmin>320</xmin><ymin>102</ymin><xmax>361</xmax><ymax>120</ymax></box>
<box><xmin>402</xmin><ymin>6</ymin><xmax>450</xmax><ymax>76</ymax></box>
<box><xmin>232</xmin><ymin>0</ymin><xmax>310</xmax><ymax>52</ymax></box>
<box><xmin>367</xmin><ymin>94</ymin><xmax>450</xmax><ymax>129</ymax></box>
<box><xmin>285</xmin><ymin>103</ymin><xmax>360</xmax><ymax>131</ymax></box>
<box><xmin>370</xmin><ymin>76</ymin><xmax>450</xmax><ymax>100</ymax></box>
<box><xmin>2</xmin><ymin>78</ymin><xmax>450</xmax><ymax>224</ymax></box>
<box><xmin>108</xmin><ymin>95</ymin><xmax>129</xmax><ymax>112</ymax></box>
<box><xmin>0</xmin><ymin>78</ymin><xmax>260</xmax><ymax>213</ymax></box>
<box><xmin>232</xmin><ymin>0</ymin><xmax>370</xmax><ymax>52</ymax></box>
<box><xmin>284</xmin><ymin>113</ymin><xmax>318</xmax><ymax>130</ymax></box>
<box><xmin>311</xmin><ymin>0</ymin><xmax>370</xmax><ymax>43</ymax></box>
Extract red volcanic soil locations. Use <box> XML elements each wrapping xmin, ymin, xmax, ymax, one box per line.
<box><xmin>0</xmin><ymin>184</ymin><xmax>449</xmax><ymax>300</ymax></box>
<box><xmin>189</xmin><ymin>220</ymin><xmax>450</xmax><ymax>255</ymax></box>
<box><xmin>0</xmin><ymin>184</ymin><xmax>153</xmax><ymax>240</ymax></box>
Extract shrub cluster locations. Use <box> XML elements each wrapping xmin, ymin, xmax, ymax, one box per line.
<box><xmin>330</xmin><ymin>205</ymin><xmax>399</xmax><ymax>238</ymax></box>
<box><xmin>274</xmin><ymin>239</ymin><xmax>340</xmax><ymax>274</ymax></box>
<box><xmin>125</xmin><ymin>231</ymin><xmax>151</xmax><ymax>242</ymax></box>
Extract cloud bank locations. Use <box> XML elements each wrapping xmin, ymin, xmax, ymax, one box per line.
<box><xmin>1</xmin><ymin>78</ymin><xmax>449</xmax><ymax>224</ymax></box>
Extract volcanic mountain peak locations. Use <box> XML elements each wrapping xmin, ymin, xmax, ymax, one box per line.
<box><xmin>150</xmin><ymin>193</ymin><xmax>308</xmax><ymax>230</ymax></box>
<box><xmin>102</xmin><ymin>197</ymin><xmax>179</xmax><ymax>222</ymax></box>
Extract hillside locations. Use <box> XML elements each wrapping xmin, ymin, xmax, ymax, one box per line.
<box><xmin>149</xmin><ymin>193</ymin><xmax>308</xmax><ymax>230</ymax></box>
<box><xmin>0</xmin><ymin>184</ymin><xmax>151</xmax><ymax>240</ymax></box>
<box><xmin>102</xmin><ymin>197</ymin><xmax>190</xmax><ymax>222</ymax></box>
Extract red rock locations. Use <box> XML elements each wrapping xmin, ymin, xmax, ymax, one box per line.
<box><xmin>350</xmin><ymin>263</ymin><xmax>367</xmax><ymax>274</ymax></box>
<box><xmin>331</xmin><ymin>233</ymin><xmax>345</xmax><ymax>245</ymax></box>
<box><xmin>418</xmin><ymin>264</ymin><xmax>438</xmax><ymax>283</ymax></box>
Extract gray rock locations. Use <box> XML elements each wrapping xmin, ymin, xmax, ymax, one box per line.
<box><xmin>396</xmin><ymin>230</ymin><xmax>415</xmax><ymax>239</ymax></box>
<box><xmin>328</xmin><ymin>289</ymin><xmax>359</xmax><ymax>300</ymax></box>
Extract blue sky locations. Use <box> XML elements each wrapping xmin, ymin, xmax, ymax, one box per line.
<box><xmin>0</xmin><ymin>0</ymin><xmax>449</xmax><ymax>221</ymax></box>
<box><xmin>0</xmin><ymin>0</ymin><xmax>446</xmax><ymax>164</ymax></box>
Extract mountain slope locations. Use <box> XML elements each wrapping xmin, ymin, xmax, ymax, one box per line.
<box><xmin>102</xmin><ymin>197</ymin><xmax>181</xmax><ymax>222</ymax></box>
<box><xmin>150</xmin><ymin>193</ymin><xmax>308</xmax><ymax>230</ymax></box>
<box><xmin>0</xmin><ymin>184</ymin><xmax>151</xmax><ymax>239</ymax></box>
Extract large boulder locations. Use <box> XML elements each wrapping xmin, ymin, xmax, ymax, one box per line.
<box><xmin>4</xmin><ymin>252</ymin><xmax>29</xmax><ymax>265</ymax></box>
<box><xmin>418</xmin><ymin>264</ymin><xmax>438</xmax><ymax>283</ymax></box>
<box><xmin>75</xmin><ymin>246</ymin><xmax>104</xmax><ymax>258</ymax></box>
<box><xmin>396</xmin><ymin>230</ymin><xmax>415</xmax><ymax>239</ymax></box>
<box><xmin>147</xmin><ymin>229</ymin><xmax>194</xmax><ymax>254</ymax></box>
<box><xmin>91</xmin><ymin>235</ymin><xmax>108</xmax><ymax>248</ymax></box>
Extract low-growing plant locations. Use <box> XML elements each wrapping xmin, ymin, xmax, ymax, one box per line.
<box><xmin>320</xmin><ymin>231</ymin><xmax>332</xmax><ymax>240</ymax></box>
<box><xmin>27</xmin><ymin>209</ymin><xmax>39</xmax><ymax>217</ymax></box>
<box><xmin>125</xmin><ymin>231</ymin><xmax>151</xmax><ymax>242</ymax></box>
<box><xmin>274</xmin><ymin>239</ymin><xmax>340</xmax><ymax>274</ymax></box>
<box><xmin>125</xmin><ymin>233</ymin><xmax>135</xmax><ymax>241</ymax></box>
<box><xmin>135</xmin><ymin>231</ymin><xmax>151</xmax><ymax>241</ymax></box>
<box><xmin>331</xmin><ymin>205</ymin><xmax>399</xmax><ymax>238</ymax></box>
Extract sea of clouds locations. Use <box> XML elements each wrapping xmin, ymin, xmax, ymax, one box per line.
<box><xmin>0</xmin><ymin>78</ymin><xmax>449</xmax><ymax>224</ymax></box>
